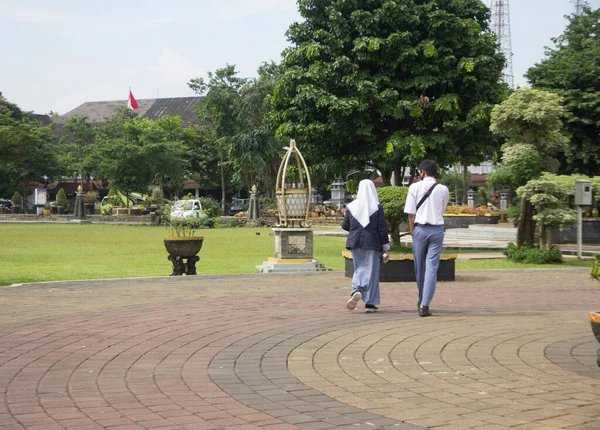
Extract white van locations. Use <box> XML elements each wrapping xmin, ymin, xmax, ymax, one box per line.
<box><xmin>170</xmin><ymin>200</ymin><xmax>208</xmax><ymax>220</ymax></box>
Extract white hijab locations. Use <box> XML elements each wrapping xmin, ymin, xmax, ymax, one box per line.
<box><xmin>347</xmin><ymin>179</ymin><xmax>380</xmax><ymax>228</ymax></box>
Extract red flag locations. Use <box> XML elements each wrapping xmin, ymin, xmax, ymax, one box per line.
<box><xmin>128</xmin><ymin>89</ymin><xmax>138</xmax><ymax>110</ymax></box>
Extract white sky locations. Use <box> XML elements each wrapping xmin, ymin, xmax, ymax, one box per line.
<box><xmin>1</xmin><ymin>0</ymin><xmax>597</xmax><ymax>115</ymax></box>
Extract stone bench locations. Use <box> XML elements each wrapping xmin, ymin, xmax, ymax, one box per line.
<box><xmin>342</xmin><ymin>251</ymin><xmax>457</xmax><ymax>282</ymax></box>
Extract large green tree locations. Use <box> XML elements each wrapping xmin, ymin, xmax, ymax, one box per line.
<box><xmin>270</xmin><ymin>0</ymin><xmax>506</xmax><ymax>183</ymax></box>
<box><xmin>189</xmin><ymin>65</ymin><xmax>248</xmax><ymax>212</ymax></box>
<box><xmin>489</xmin><ymin>88</ymin><xmax>568</xmax><ymax>245</ymax></box>
<box><xmin>526</xmin><ymin>6</ymin><xmax>600</xmax><ymax>176</ymax></box>
<box><xmin>233</xmin><ymin>62</ymin><xmax>282</xmax><ymax>198</ymax></box>
<box><xmin>0</xmin><ymin>93</ymin><xmax>60</xmax><ymax>204</ymax></box>
<box><xmin>59</xmin><ymin>115</ymin><xmax>97</xmax><ymax>185</ymax></box>
<box><xmin>93</xmin><ymin>108</ymin><xmax>189</xmax><ymax>201</ymax></box>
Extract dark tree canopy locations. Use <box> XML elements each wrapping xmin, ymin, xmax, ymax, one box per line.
<box><xmin>526</xmin><ymin>7</ymin><xmax>600</xmax><ymax>176</ymax></box>
<box><xmin>0</xmin><ymin>93</ymin><xmax>59</xmax><ymax>199</ymax></box>
<box><xmin>271</xmin><ymin>0</ymin><xmax>506</xmax><ymax>182</ymax></box>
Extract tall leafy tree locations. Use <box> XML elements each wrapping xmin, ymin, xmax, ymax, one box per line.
<box><xmin>489</xmin><ymin>88</ymin><xmax>568</xmax><ymax>245</ymax></box>
<box><xmin>0</xmin><ymin>93</ymin><xmax>60</xmax><ymax>204</ymax></box>
<box><xmin>526</xmin><ymin>6</ymin><xmax>600</xmax><ymax>176</ymax></box>
<box><xmin>270</xmin><ymin>0</ymin><xmax>506</xmax><ymax>183</ymax></box>
<box><xmin>59</xmin><ymin>115</ymin><xmax>97</xmax><ymax>185</ymax></box>
<box><xmin>93</xmin><ymin>108</ymin><xmax>189</xmax><ymax>202</ymax></box>
<box><xmin>233</xmin><ymin>62</ymin><xmax>282</xmax><ymax>198</ymax></box>
<box><xmin>189</xmin><ymin>65</ymin><xmax>247</xmax><ymax>212</ymax></box>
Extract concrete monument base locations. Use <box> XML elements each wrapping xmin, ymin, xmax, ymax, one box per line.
<box><xmin>256</xmin><ymin>259</ymin><xmax>331</xmax><ymax>273</ymax></box>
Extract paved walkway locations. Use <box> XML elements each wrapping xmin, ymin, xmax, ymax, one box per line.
<box><xmin>0</xmin><ymin>270</ymin><xmax>599</xmax><ymax>430</ymax></box>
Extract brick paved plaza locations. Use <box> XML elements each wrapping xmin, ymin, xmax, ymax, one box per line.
<box><xmin>0</xmin><ymin>269</ymin><xmax>599</xmax><ymax>429</ymax></box>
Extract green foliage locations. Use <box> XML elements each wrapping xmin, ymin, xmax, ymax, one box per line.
<box><xmin>504</xmin><ymin>242</ymin><xmax>563</xmax><ymax>264</ymax></box>
<box><xmin>59</xmin><ymin>115</ymin><xmax>96</xmax><ymax>181</ymax></box>
<box><xmin>188</xmin><ymin>65</ymin><xmax>247</xmax><ymax>211</ymax></box>
<box><xmin>517</xmin><ymin>176</ymin><xmax>578</xmax><ymax>248</ymax></box>
<box><xmin>92</xmin><ymin>108</ymin><xmax>189</xmax><ymax>200</ymax></box>
<box><xmin>345</xmin><ymin>179</ymin><xmax>359</xmax><ymax>195</ymax></box>
<box><xmin>591</xmin><ymin>252</ymin><xmax>600</xmax><ymax>282</ymax></box>
<box><xmin>507</xmin><ymin>205</ymin><xmax>520</xmax><ymax>222</ymax></box>
<box><xmin>439</xmin><ymin>170</ymin><xmax>468</xmax><ymax>204</ymax></box>
<box><xmin>11</xmin><ymin>191</ymin><xmax>22</xmax><ymax>206</ymax></box>
<box><xmin>540</xmin><ymin>173</ymin><xmax>600</xmax><ymax>207</ymax></box>
<box><xmin>56</xmin><ymin>188</ymin><xmax>68</xmax><ymax>207</ymax></box>
<box><xmin>0</xmin><ymin>94</ymin><xmax>61</xmax><ymax>200</ymax></box>
<box><xmin>490</xmin><ymin>88</ymin><xmax>568</xmax><ymax>189</ymax></box>
<box><xmin>84</xmin><ymin>191</ymin><xmax>99</xmax><ymax>204</ymax></box>
<box><xmin>198</xmin><ymin>197</ymin><xmax>221</xmax><ymax>218</ymax></box>
<box><xmin>270</xmin><ymin>0</ymin><xmax>506</xmax><ymax>182</ymax></box>
<box><xmin>377</xmin><ymin>186</ymin><xmax>409</xmax><ymax>244</ymax></box>
<box><xmin>526</xmin><ymin>7</ymin><xmax>600</xmax><ymax>176</ymax></box>
<box><xmin>168</xmin><ymin>216</ymin><xmax>204</xmax><ymax>237</ymax></box>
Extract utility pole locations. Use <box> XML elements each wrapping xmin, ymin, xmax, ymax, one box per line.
<box><xmin>490</xmin><ymin>0</ymin><xmax>514</xmax><ymax>89</ymax></box>
<box><xmin>573</xmin><ymin>0</ymin><xmax>585</xmax><ymax>14</ymax></box>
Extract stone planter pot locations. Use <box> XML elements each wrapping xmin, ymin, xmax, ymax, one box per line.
<box><xmin>163</xmin><ymin>236</ymin><xmax>204</xmax><ymax>276</ymax></box>
<box><xmin>590</xmin><ymin>312</ymin><xmax>600</xmax><ymax>367</ymax></box>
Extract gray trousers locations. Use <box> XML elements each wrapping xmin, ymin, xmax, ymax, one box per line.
<box><xmin>412</xmin><ymin>224</ymin><xmax>444</xmax><ymax>307</ymax></box>
<box><xmin>350</xmin><ymin>248</ymin><xmax>381</xmax><ymax>306</ymax></box>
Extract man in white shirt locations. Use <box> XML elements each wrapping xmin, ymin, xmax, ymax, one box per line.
<box><xmin>404</xmin><ymin>160</ymin><xmax>449</xmax><ymax>317</ymax></box>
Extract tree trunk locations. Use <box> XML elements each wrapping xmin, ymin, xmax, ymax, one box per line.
<box><xmin>390</xmin><ymin>223</ymin><xmax>400</xmax><ymax>246</ymax></box>
<box><xmin>462</xmin><ymin>163</ymin><xmax>469</xmax><ymax>205</ymax></box>
<box><xmin>220</xmin><ymin>159</ymin><xmax>226</xmax><ymax>214</ymax></box>
<box><xmin>392</xmin><ymin>165</ymin><xmax>403</xmax><ymax>186</ymax></box>
<box><xmin>22</xmin><ymin>178</ymin><xmax>28</xmax><ymax>213</ymax></box>
<box><xmin>517</xmin><ymin>199</ymin><xmax>535</xmax><ymax>246</ymax></box>
<box><xmin>539</xmin><ymin>224</ymin><xmax>545</xmax><ymax>248</ymax></box>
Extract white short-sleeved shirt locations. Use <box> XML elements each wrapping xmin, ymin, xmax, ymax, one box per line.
<box><xmin>404</xmin><ymin>177</ymin><xmax>449</xmax><ymax>225</ymax></box>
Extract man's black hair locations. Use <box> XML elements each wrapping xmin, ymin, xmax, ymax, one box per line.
<box><xmin>419</xmin><ymin>159</ymin><xmax>437</xmax><ymax>177</ymax></box>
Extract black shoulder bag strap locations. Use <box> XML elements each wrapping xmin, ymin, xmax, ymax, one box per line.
<box><xmin>416</xmin><ymin>183</ymin><xmax>438</xmax><ymax>212</ymax></box>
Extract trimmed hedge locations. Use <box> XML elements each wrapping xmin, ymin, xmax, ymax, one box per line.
<box><xmin>504</xmin><ymin>242</ymin><xmax>563</xmax><ymax>264</ymax></box>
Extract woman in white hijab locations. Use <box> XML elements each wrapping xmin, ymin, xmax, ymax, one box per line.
<box><xmin>342</xmin><ymin>179</ymin><xmax>390</xmax><ymax>313</ymax></box>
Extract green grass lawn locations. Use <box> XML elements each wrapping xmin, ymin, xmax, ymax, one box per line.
<box><xmin>0</xmin><ymin>223</ymin><xmax>592</xmax><ymax>286</ymax></box>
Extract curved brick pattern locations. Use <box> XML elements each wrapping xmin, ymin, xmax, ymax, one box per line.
<box><xmin>0</xmin><ymin>270</ymin><xmax>599</xmax><ymax>430</ymax></box>
<box><xmin>209</xmin><ymin>318</ymin><xmax>422</xmax><ymax>429</ymax></box>
<box><xmin>546</xmin><ymin>336</ymin><xmax>600</xmax><ymax>380</ymax></box>
<box><xmin>289</xmin><ymin>313</ymin><xmax>600</xmax><ymax>429</ymax></box>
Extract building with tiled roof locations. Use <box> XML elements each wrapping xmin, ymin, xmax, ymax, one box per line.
<box><xmin>55</xmin><ymin>97</ymin><xmax>202</xmax><ymax>125</ymax></box>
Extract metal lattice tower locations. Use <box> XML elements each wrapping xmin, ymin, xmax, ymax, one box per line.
<box><xmin>490</xmin><ymin>0</ymin><xmax>514</xmax><ymax>89</ymax></box>
<box><xmin>574</xmin><ymin>0</ymin><xmax>584</xmax><ymax>14</ymax></box>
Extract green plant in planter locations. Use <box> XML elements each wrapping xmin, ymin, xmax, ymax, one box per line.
<box><xmin>507</xmin><ymin>205</ymin><xmax>520</xmax><ymax>226</ymax></box>
<box><xmin>56</xmin><ymin>188</ymin><xmax>68</xmax><ymax>209</ymax></box>
<box><xmin>168</xmin><ymin>216</ymin><xmax>204</xmax><ymax>237</ymax></box>
<box><xmin>10</xmin><ymin>191</ymin><xmax>22</xmax><ymax>213</ymax></box>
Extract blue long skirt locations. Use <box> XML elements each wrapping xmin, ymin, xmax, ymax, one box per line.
<box><xmin>351</xmin><ymin>248</ymin><xmax>381</xmax><ymax>306</ymax></box>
